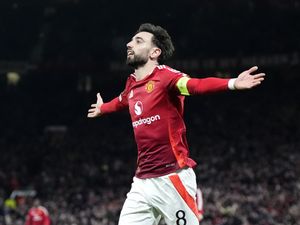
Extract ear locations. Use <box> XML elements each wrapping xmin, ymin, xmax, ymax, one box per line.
<box><xmin>149</xmin><ymin>47</ymin><xmax>161</xmax><ymax>60</ymax></box>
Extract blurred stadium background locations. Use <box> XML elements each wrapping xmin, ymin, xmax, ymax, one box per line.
<box><xmin>0</xmin><ymin>0</ymin><xmax>299</xmax><ymax>224</ymax></box>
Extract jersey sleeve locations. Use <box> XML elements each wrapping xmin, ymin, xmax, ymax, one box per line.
<box><xmin>100</xmin><ymin>78</ymin><xmax>130</xmax><ymax>114</ymax></box>
<box><xmin>44</xmin><ymin>215</ymin><xmax>51</xmax><ymax>225</ymax></box>
<box><xmin>162</xmin><ymin>66</ymin><xmax>232</xmax><ymax>95</ymax></box>
<box><xmin>25</xmin><ymin>213</ymin><xmax>32</xmax><ymax>225</ymax></box>
<box><xmin>39</xmin><ymin>206</ymin><xmax>51</xmax><ymax>225</ymax></box>
<box><xmin>160</xmin><ymin>66</ymin><xmax>189</xmax><ymax>93</ymax></box>
<box><xmin>180</xmin><ymin>77</ymin><xmax>231</xmax><ymax>95</ymax></box>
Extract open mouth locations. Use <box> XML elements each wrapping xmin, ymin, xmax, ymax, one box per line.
<box><xmin>127</xmin><ymin>50</ymin><xmax>134</xmax><ymax>56</ymax></box>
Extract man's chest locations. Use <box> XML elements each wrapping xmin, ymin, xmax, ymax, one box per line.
<box><xmin>127</xmin><ymin>79</ymin><xmax>165</xmax><ymax>117</ymax></box>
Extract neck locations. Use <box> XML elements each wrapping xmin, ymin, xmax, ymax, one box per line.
<box><xmin>134</xmin><ymin>61</ymin><xmax>159</xmax><ymax>81</ymax></box>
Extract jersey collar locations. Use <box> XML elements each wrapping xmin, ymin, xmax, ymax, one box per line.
<box><xmin>130</xmin><ymin>65</ymin><xmax>161</xmax><ymax>82</ymax></box>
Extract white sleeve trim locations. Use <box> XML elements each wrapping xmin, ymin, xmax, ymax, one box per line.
<box><xmin>228</xmin><ymin>78</ymin><xmax>237</xmax><ymax>90</ymax></box>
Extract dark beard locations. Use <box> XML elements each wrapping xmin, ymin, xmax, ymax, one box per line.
<box><xmin>126</xmin><ymin>54</ymin><xmax>147</xmax><ymax>69</ymax></box>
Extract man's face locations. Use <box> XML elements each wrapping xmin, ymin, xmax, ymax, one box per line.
<box><xmin>126</xmin><ymin>32</ymin><xmax>155</xmax><ymax>69</ymax></box>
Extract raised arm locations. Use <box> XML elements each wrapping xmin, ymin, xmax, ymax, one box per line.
<box><xmin>175</xmin><ymin>66</ymin><xmax>265</xmax><ymax>95</ymax></box>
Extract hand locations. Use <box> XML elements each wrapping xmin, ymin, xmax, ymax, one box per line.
<box><xmin>234</xmin><ymin>66</ymin><xmax>265</xmax><ymax>90</ymax></box>
<box><xmin>87</xmin><ymin>93</ymin><xmax>103</xmax><ymax>118</ymax></box>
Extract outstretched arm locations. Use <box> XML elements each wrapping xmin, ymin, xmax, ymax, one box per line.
<box><xmin>175</xmin><ymin>66</ymin><xmax>265</xmax><ymax>95</ymax></box>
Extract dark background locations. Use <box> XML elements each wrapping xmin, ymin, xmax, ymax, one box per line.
<box><xmin>0</xmin><ymin>0</ymin><xmax>299</xmax><ymax>225</ymax></box>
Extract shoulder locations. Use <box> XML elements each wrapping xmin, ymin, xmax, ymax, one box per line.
<box><xmin>157</xmin><ymin>65</ymin><xmax>188</xmax><ymax>78</ymax></box>
<box><xmin>156</xmin><ymin>65</ymin><xmax>188</xmax><ymax>85</ymax></box>
<box><xmin>125</xmin><ymin>74</ymin><xmax>136</xmax><ymax>86</ymax></box>
<box><xmin>38</xmin><ymin>206</ymin><xmax>49</xmax><ymax>215</ymax></box>
<box><xmin>28</xmin><ymin>208</ymin><xmax>35</xmax><ymax>214</ymax></box>
<box><xmin>157</xmin><ymin>65</ymin><xmax>181</xmax><ymax>74</ymax></box>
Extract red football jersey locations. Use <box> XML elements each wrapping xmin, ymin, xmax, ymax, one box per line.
<box><xmin>25</xmin><ymin>206</ymin><xmax>50</xmax><ymax>225</ymax></box>
<box><xmin>101</xmin><ymin>65</ymin><xmax>229</xmax><ymax>178</ymax></box>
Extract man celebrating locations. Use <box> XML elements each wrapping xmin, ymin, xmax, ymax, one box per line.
<box><xmin>25</xmin><ymin>199</ymin><xmax>50</xmax><ymax>225</ymax></box>
<box><xmin>88</xmin><ymin>23</ymin><xmax>265</xmax><ymax>225</ymax></box>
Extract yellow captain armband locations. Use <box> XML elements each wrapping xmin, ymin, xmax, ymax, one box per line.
<box><xmin>176</xmin><ymin>76</ymin><xmax>191</xmax><ymax>96</ymax></box>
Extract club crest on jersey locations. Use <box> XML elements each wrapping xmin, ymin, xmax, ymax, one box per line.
<box><xmin>145</xmin><ymin>81</ymin><xmax>155</xmax><ymax>93</ymax></box>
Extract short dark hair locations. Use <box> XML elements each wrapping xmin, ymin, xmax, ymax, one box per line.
<box><xmin>136</xmin><ymin>23</ymin><xmax>175</xmax><ymax>64</ymax></box>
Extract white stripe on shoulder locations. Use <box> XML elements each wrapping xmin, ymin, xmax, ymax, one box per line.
<box><xmin>38</xmin><ymin>206</ymin><xmax>49</xmax><ymax>215</ymax></box>
<box><xmin>165</xmin><ymin>66</ymin><xmax>181</xmax><ymax>74</ymax></box>
<box><xmin>157</xmin><ymin>65</ymin><xmax>167</xmax><ymax>70</ymax></box>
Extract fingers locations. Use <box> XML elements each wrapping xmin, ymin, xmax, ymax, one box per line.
<box><xmin>88</xmin><ymin>108</ymin><xmax>95</xmax><ymax>112</ymax></box>
<box><xmin>97</xmin><ymin>92</ymin><xmax>103</xmax><ymax>101</ymax></box>
<box><xmin>87</xmin><ymin>109</ymin><xmax>98</xmax><ymax>118</ymax></box>
<box><xmin>252</xmin><ymin>73</ymin><xmax>266</xmax><ymax>79</ymax></box>
<box><xmin>256</xmin><ymin>78</ymin><xmax>265</xmax><ymax>83</ymax></box>
<box><xmin>248</xmin><ymin>66</ymin><xmax>258</xmax><ymax>74</ymax></box>
<box><xmin>252</xmin><ymin>73</ymin><xmax>265</xmax><ymax>84</ymax></box>
<box><xmin>250</xmin><ymin>75</ymin><xmax>265</xmax><ymax>87</ymax></box>
<box><xmin>251</xmin><ymin>81</ymin><xmax>262</xmax><ymax>87</ymax></box>
<box><xmin>87</xmin><ymin>92</ymin><xmax>103</xmax><ymax>118</ymax></box>
<box><xmin>96</xmin><ymin>94</ymin><xmax>103</xmax><ymax>105</ymax></box>
<box><xmin>87</xmin><ymin>113</ymin><xmax>96</xmax><ymax>118</ymax></box>
<box><xmin>87</xmin><ymin>104</ymin><xmax>98</xmax><ymax>118</ymax></box>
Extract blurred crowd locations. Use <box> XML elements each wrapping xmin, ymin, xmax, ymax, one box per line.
<box><xmin>0</xmin><ymin>67</ymin><xmax>299</xmax><ymax>225</ymax></box>
<box><xmin>0</xmin><ymin>0</ymin><xmax>299</xmax><ymax>224</ymax></box>
<box><xmin>1</xmin><ymin>0</ymin><xmax>299</xmax><ymax>66</ymax></box>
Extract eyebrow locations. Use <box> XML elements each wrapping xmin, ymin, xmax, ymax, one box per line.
<box><xmin>133</xmin><ymin>36</ymin><xmax>145</xmax><ymax>42</ymax></box>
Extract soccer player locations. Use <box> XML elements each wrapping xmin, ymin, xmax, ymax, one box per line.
<box><xmin>87</xmin><ymin>23</ymin><xmax>265</xmax><ymax>225</ymax></box>
<box><xmin>24</xmin><ymin>199</ymin><xmax>50</xmax><ymax>225</ymax></box>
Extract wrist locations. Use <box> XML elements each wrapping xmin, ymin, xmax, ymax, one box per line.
<box><xmin>228</xmin><ymin>78</ymin><xmax>237</xmax><ymax>90</ymax></box>
<box><xmin>97</xmin><ymin>104</ymin><xmax>102</xmax><ymax>115</ymax></box>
